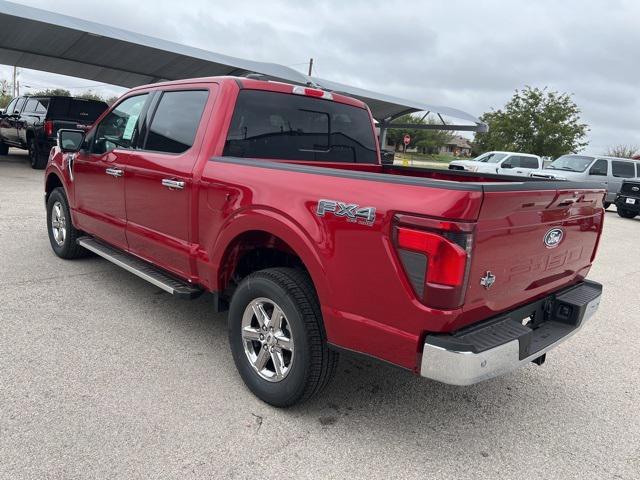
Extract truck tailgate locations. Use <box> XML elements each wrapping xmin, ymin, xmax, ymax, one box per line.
<box><xmin>457</xmin><ymin>186</ymin><xmax>604</xmax><ymax>329</ymax></box>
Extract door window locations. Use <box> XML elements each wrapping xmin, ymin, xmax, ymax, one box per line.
<box><xmin>13</xmin><ymin>97</ymin><xmax>26</xmax><ymax>114</ymax></box>
<box><xmin>144</xmin><ymin>90</ymin><xmax>209</xmax><ymax>154</ymax></box>
<box><xmin>4</xmin><ymin>99</ymin><xmax>17</xmax><ymax>115</ymax></box>
<box><xmin>24</xmin><ymin>98</ymin><xmax>39</xmax><ymax>113</ymax></box>
<box><xmin>92</xmin><ymin>94</ymin><xmax>149</xmax><ymax>155</ymax></box>
<box><xmin>589</xmin><ymin>159</ymin><xmax>608</xmax><ymax>176</ymax></box>
<box><xmin>611</xmin><ymin>161</ymin><xmax>635</xmax><ymax>178</ymax></box>
<box><xmin>502</xmin><ymin>156</ymin><xmax>520</xmax><ymax>168</ymax></box>
<box><xmin>520</xmin><ymin>156</ymin><xmax>539</xmax><ymax>169</ymax></box>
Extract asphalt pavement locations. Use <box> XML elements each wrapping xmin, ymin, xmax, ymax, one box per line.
<box><xmin>1</xmin><ymin>149</ymin><xmax>638</xmax><ymax>479</ymax></box>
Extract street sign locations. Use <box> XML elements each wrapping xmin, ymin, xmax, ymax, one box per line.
<box><xmin>403</xmin><ymin>134</ymin><xmax>411</xmax><ymax>145</ymax></box>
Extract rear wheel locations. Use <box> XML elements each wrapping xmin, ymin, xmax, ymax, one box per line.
<box><xmin>28</xmin><ymin>137</ymin><xmax>47</xmax><ymax>169</ymax></box>
<box><xmin>617</xmin><ymin>208</ymin><xmax>637</xmax><ymax>219</ymax></box>
<box><xmin>46</xmin><ymin>187</ymin><xmax>86</xmax><ymax>259</ymax></box>
<box><xmin>228</xmin><ymin>268</ymin><xmax>338</xmax><ymax>407</ymax></box>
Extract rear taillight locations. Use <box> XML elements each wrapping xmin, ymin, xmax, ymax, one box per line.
<box><xmin>44</xmin><ymin>120</ymin><xmax>54</xmax><ymax>137</ymax></box>
<box><xmin>393</xmin><ymin>214</ymin><xmax>474</xmax><ymax>310</ymax></box>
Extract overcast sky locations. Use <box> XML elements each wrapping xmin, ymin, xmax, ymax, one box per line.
<box><xmin>2</xmin><ymin>0</ymin><xmax>639</xmax><ymax>154</ymax></box>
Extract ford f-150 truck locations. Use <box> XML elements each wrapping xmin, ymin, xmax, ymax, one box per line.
<box><xmin>44</xmin><ymin>77</ymin><xmax>604</xmax><ymax>407</ymax></box>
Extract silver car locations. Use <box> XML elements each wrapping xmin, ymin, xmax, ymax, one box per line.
<box><xmin>531</xmin><ymin>154</ymin><xmax>640</xmax><ymax>208</ymax></box>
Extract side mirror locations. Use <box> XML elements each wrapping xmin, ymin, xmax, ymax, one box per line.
<box><xmin>589</xmin><ymin>167</ymin><xmax>605</xmax><ymax>176</ymax></box>
<box><xmin>501</xmin><ymin>162</ymin><xmax>513</xmax><ymax>169</ymax></box>
<box><xmin>381</xmin><ymin>151</ymin><xmax>395</xmax><ymax>165</ymax></box>
<box><xmin>58</xmin><ymin>129</ymin><xmax>85</xmax><ymax>153</ymax></box>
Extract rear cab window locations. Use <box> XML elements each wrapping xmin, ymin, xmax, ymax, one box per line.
<box><xmin>223</xmin><ymin>89</ymin><xmax>377</xmax><ymax>164</ymax></box>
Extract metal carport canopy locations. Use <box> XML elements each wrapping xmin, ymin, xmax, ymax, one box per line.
<box><xmin>0</xmin><ymin>0</ymin><xmax>486</xmax><ymax>131</ymax></box>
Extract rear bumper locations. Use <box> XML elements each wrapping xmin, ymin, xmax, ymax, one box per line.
<box><xmin>420</xmin><ymin>280</ymin><xmax>602</xmax><ymax>385</ymax></box>
<box><xmin>615</xmin><ymin>195</ymin><xmax>640</xmax><ymax>212</ymax></box>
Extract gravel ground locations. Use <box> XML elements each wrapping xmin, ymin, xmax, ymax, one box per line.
<box><xmin>1</xmin><ymin>149</ymin><xmax>638</xmax><ymax>479</ymax></box>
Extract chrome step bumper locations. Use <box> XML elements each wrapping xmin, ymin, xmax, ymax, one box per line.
<box><xmin>420</xmin><ymin>281</ymin><xmax>602</xmax><ymax>385</ymax></box>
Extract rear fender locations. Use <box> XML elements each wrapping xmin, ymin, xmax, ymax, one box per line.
<box><xmin>209</xmin><ymin>207</ymin><xmax>329</xmax><ymax>302</ymax></box>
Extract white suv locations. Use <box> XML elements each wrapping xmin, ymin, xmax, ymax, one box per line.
<box><xmin>449</xmin><ymin>151</ymin><xmax>542</xmax><ymax>176</ymax></box>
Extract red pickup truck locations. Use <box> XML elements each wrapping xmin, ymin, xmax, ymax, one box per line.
<box><xmin>45</xmin><ymin>77</ymin><xmax>604</xmax><ymax>406</ymax></box>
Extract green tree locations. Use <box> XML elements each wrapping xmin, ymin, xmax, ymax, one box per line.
<box><xmin>29</xmin><ymin>88</ymin><xmax>71</xmax><ymax>97</ymax></box>
<box><xmin>77</xmin><ymin>90</ymin><xmax>105</xmax><ymax>102</ymax></box>
<box><xmin>386</xmin><ymin>114</ymin><xmax>454</xmax><ymax>153</ymax></box>
<box><xmin>473</xmin><ymin>86</ymin><xmax>588</xmax><ymax>158</ymax></box>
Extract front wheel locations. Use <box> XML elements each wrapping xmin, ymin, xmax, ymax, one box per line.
<box><xmin>603</xmin><ymin>201</ymin><xmax>611</xmax><ymax>210</ymax></box>
<box><xmin>228</xmin><ymin>268</ymin><xmax>338</xmax><ymax>407</ymax></box>
<box><xmin>46</xmin><ymin>188</ymin><xmax>86</xmax><ymax>259</ymax></box>
<box><xmin>617</xmin><ymin>208</ymin><xmax>637</xmax><ymax>219</ymax></box>
<box><xmin>0</xmin><ymin>140</ymin><xmax>8</xmax><ymax>155</ymax></box>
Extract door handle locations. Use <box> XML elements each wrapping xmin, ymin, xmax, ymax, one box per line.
<box><xmin>162</xmin><ymin>178</ymin><xmax>185</xmax><ymax>190</ymax></box>
<box><xmin>105</xmin><ymin>167</ymin><xmax>124</xmax><ymax>177</ymax></box>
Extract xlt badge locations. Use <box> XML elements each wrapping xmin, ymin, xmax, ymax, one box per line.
<box><xmin>316</xmin><ymin>199</ymin><xmax>376</xmax><ymax>225</ymax></box>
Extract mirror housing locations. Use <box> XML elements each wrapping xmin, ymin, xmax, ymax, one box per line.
<box><xmin>501</xmin><ymin>162</ymin><xmax>513</xmax><ymax>169</ymax></box>
<box><xmin>381</xmin><ymin>150</ymin><xmax>395</xmax><ymax>165</ymax></box>
<box><xmin>57</xmin><ymin>129</ymin><xmax>85</xmax><ymax>153</ymax></box>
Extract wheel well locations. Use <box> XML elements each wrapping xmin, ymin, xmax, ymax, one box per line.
<box><xmin>218</xmin><ymin>231</ymin><xmax>309</xmax><ymax>298</ymax></box>
<box><xmin>45</xmin><ymin>173</ymin><xmax>63</xmax><ymax>202</ymax></box>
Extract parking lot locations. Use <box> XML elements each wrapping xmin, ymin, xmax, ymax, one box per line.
<box><xmin>0</xmin><ymin>149</ymin><xmax>638</xmax><ymax>479</ymax></box>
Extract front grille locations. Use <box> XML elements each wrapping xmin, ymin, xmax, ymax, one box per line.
<box><xmin>621</xmin><ymin>182</ymin><xmax>640</xmax><ymax>195</ymax></box>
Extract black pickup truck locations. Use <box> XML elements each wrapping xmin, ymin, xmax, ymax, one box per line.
<box><xmin>0</xmin><ymin>95</ymin><xmax>108</xmax><ymax>169</ymax></box>
<box><xmin>614</xmin><ymin>179</ymin><xmax>640</xmax><ymax>219</ymax></box>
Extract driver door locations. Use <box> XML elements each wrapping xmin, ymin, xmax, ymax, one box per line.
<box><xmin>72</xmin><ymin>93</ymin><xmax>151</xmax><ymax>250</ymax></box>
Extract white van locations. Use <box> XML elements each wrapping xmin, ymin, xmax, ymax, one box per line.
<box><xmin>449</xmin><ymin>151</ymin><xmax>542</xmax><ymax>176</ymax></box>
<box><xmin>531</xmin><ymin>154</ymin><xmax>640</xmax><ymax>208</ymax></box>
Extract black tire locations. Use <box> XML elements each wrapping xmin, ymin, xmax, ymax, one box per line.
<box><xmin>617</xmin><ymin>208</ymin><xmax>637</xmax><ymax>219</ymax></box>
<box><xmin>0</xmin><ymin>140</ymin><xmax>8</xmax><ymax>155</ymax></box>
<box><xmin>603</xmin><ymin>201</ymin><xmax>611</xmax><ymax>210</ymax></box>
<box><xmin>46</xmin><ymin>187</ymin><xmax>86</xmax><ymax>259</ymax></box>
<box><xmin>28</xmin><ymin>137</ymin><xmax>47</xmax><ymax>169</ymax></box>
<box><xmin>228</xmin><ymin>267</ymin><xmax>338</xmax><ymax>407</ymax></box>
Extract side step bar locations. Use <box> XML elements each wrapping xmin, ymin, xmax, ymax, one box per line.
<box><xmin>77</xmin><ymin>237</ymin><xmax>203</xmax><ymax>299</ymax></box>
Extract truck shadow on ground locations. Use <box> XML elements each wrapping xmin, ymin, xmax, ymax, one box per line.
<box><xmin>90</xmin><ymin>259</ymin><xmax>592</xmax><ymax>442</ymax></box>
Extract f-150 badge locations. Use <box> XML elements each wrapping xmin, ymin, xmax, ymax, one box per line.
<box><xmin>316</xmin><ymin>199</ymin><xmax>376</xmax><ymax>226</ymax></box>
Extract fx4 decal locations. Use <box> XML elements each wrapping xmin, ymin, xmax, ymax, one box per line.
<box><xmin>316</xmin><ymin>199</ymin><xmax>376</xmax><ymax>226</ymax></box>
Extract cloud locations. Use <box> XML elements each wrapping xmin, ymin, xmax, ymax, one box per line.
<box><xmin>3</xmin><ymin>0</ymin><xmax>638</xmax><ymax>153</ymax></box>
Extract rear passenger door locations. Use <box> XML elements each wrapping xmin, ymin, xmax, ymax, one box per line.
<box><xmin>124</xmin><ymin>87</ymin><xmax>213</xmax><ymax>279</ymax></box>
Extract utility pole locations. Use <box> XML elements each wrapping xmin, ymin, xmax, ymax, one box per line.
<box><xmin>308</xmin><ymin>58</ymin><xmax>313</xmax><ymax>76</ymax></box>
<box><xmin>12</xmin><ymin>65</ymin><xmax>17</xmax><ymax>97</ymax></box>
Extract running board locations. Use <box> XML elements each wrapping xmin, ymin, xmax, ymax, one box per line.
<box><xmin>77</xmin><ymin>237</ymin><xmax>203</xmax><ymax>299</ymax></box>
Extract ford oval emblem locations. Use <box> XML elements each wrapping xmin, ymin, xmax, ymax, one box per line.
<box><xmin>544</xmin><ymin>228</ymin><xmax>564</xmax><ymax>248</ymax></box>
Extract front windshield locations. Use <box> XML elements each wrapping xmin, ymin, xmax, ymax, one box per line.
<box><xmin>473</xmin><ymin>152</ymin><xmax>508</xmax><ymax>163</ymax></box>
<box><xmin>547</xmin><ymin>155</ymin><xmax>595</xmax><ymax>172</ymax></box>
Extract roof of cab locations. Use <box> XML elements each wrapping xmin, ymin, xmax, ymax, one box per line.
<box><xmin>127</xmin><ymin>76</ymin><xmax>369</xmax><ymax>110</ymax></box>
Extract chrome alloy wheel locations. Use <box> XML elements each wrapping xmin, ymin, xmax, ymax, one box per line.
<box><xmin>241</xmin><ymin>297</ymin><xmax>294</xmax><ymax>382</ymax></box>
<box><xmin>51</xmin><ymin>201</ymin><xmax>67</xmax><ymax>246</ymax></box>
